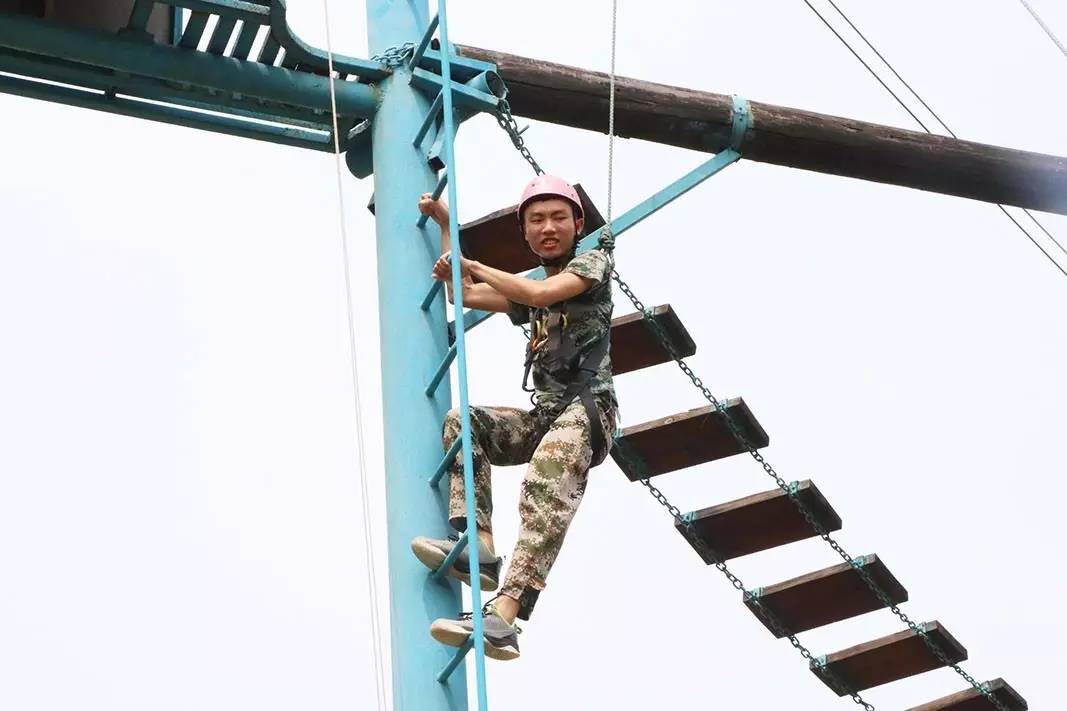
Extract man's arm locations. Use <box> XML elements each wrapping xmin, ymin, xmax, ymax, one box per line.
<box><xmin>467</xmin><ymin>260</ymin><xmax>594</xmax><ymax>308</ymax></box>
<box><xmin>432</xmin><ymin>255</ymin><xmax>511</xmax><ymax>312</ymax></box>
<box><xmin>419</xmin><ymin>194</ymin><xmax>511</xmax><ymax>313</ymax></box>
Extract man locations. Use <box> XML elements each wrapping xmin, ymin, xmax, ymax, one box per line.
<box><xmin>411</xmin><ymin>175</ymin><xmax>617</xmax><ymax>661</ymax></box>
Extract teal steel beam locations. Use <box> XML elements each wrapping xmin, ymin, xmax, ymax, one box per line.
<box><xmin>155</xmin><ymin>0</ymin><xmax>269</xmax><ymax>24</ymax></box>
<box><xmin>267</xmin><ymin>0</ymin><xmax>390</xmax><ymax>80</ymax></box>
<box><xmin>0</xmin><ymin>49</ymin><xmax>333</xmax><ymax>130</ymax></box>
<box><xmin>0</xmin><ymin>13</ymin><xmax>379</xmax><ymax>118</ymax></box>
<box><xmin>410</xmin><ymin>67</ymin><xmax>503</xmax><ymax>114</ymax></box>
<box><xmin>416</xmin><ymin>48</ymin><xmax>497</xmax><ymax>83</ymax></box>
<box><xmin>363</xmin><ymin>1</ymin><xmax>469</xmax><ymax>709</ymax></box>
<box><xmin>456</xmin><ymin>147</ymin><xmax>744</xmax><ymax>333</ymax></box>
<box><xmin>0</xmin><ymin>72</ymin><xmax>332</xmax><ymax>150</ymax></box>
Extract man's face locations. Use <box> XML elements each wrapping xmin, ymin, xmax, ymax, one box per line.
<box><xmin>522</xmin><ymin>198</ymin><xmax>584</xmax><ymax>261</ymax></box>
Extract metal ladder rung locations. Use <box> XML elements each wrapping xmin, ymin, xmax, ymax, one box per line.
<box><xmin>421</xmin><ymin>280</ymin><xmax>444</xmax><ymax>311</ymax></box>
<box><xmin>416</xmin><ymin>173</ymin><xmax>449</xmax><ymax>227</ymax></box>
<box><xmin>413</xmin><ymin>90</ymin><xmax>444</xmax><ymax>148</ymax></box>
<box><xmin>425</xmin><ymin>344</ymin><xmax>457</xmax><ymax>397</ymax></box>
<box><xmin>410</xmin><ymin>13</ymin><xmax>440</xmax><ymax>71</ymax></box>
<box><xmin>429</xmin><ymin>437</ymin><xmax>463</xmax><ymax>487</ymax></box>
<box><xmin>437</xmin><ymin>636</ymin><xmax>473</xmax><ymax>683</ymax></box>
<box><xmin>430</xmin><ymin>530</ymin><xmax>469</xmax><ymax>580</ymax></box>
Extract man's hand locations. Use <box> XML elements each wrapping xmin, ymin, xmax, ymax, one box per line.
<box><xmin>431</xmin><ymin>252</ymin><xmax>474</xmax><ymax>282</ymax></box>
<box><xmin>418</xmin><ymin>193</ymin><xmax>450</xmax><ymax>227</ymax></box>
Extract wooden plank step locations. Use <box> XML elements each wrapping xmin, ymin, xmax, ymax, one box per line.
<box><xmin>812</xmin><ymin>621</ymin><xmax>968</xmax><ymax>695</ymax></box>
<box><xmin>745</xmin><ymin>554</ymin><xmax>908</xmax><ymax>637</ymax></box>
<box><xmin>676</xmin><ymin>480</ymin><xmax>841</xmax><ymax>563</ymax></box>
<box><xmin>907</xmin><ymin>678</ymin><xmax>1028</xmax><ymax>711</ymax></box>
<box><xmin>611</xmin><ymin>399</ymin><xmax>768</xmax><ymax>481</ymax></box>
<box><xmin>610</xmin><ymin>305</ymin><xmax>696</xmax><ymax>375</ymax></box>
<box><xmin>458</xmin><ymin>183</ymin><xmax>606</xmax><ymax>274</ymax></box>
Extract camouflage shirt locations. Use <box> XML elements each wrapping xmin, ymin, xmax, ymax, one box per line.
<box><xmin>507</xmin><ymin>249</ymin><xmax>618</xmax><ymax>415</ymax></box>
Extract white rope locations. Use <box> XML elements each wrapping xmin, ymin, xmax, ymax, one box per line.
<box><xmin>606</xmin><ymin>0</ymin><xmax>618</xmax><ymax>232</ymax></box>
<box><xmin>321</xmin><ymin>2</ymin><xmax>387</xmax><ymax>709</ymax></box>
<box><xmin>1018</xmin><ymin>0</ymin><xmax>1067</xmax><ymax>62</ymax></box>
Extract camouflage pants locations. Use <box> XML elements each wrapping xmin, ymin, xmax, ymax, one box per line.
<box><xmin>442</xmin><ymin>398</ymin><xmax>615</xmax><ymax>620</ymax></box>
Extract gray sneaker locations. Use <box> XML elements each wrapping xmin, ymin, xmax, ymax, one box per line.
<box><xmin>430</xmin><ymin>600</ymin><xmax>521</xmax><ymax>661</ymax></box>
<box><xmin>411</xmin><ymin>534</ymin><xmax>501</xmax><ymax>591</ymax></box>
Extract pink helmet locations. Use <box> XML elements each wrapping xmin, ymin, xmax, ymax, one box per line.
<box><xmin>516</xmin><ymin>174</ymin><xmax>584</xmax><ymax>222</ymax></box>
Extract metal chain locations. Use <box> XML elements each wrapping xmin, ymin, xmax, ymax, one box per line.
<box><xmin>370</xmin><ymin>41</ymin><xmax>415</xmax><ymax>68</ymax></box>
<box><xmin>487</xmin><ymin>42</ymin><xmax>1005</xmax><ymax>711</ymax></box>
<box><xmin>612</xmin><ymin>440</ymin><xmax>875</xmax><ymax>709</ymax></box>
<box><xmin>494</xmin><ymin>99</ymin><xmax>544</xmax><ymax>175</ymax></box>
<box><xmin>610</xmin><ymin>271</ymin><xmax>1010</xmax><ymax>711</ymax></box>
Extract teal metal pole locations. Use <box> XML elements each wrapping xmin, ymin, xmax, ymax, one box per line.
<box><xmin>363</xmin><ymin>3</ymin><xmax>468</xmax><ymax>711</ymax></box>
<box><xmin>437</xmin><ymin>1</ymin><xmax>490</xmax><ymax>707</ymax></box>
<box><xmin>0</xmin><ymin>13</ymin><xmax>378</xmax><ymax>118</ymax></box>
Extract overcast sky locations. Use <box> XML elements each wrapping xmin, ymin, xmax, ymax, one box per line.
<box><xmin>1</xmin><ymin>1</ymin><xmax>1064</xmax><ymax>709</ymax></box>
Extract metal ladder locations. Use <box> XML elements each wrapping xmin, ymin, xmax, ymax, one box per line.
<box><xmin>412</xmin><ymin>3</ymin><xmax>491</xmax><ymax>709</ymax></box>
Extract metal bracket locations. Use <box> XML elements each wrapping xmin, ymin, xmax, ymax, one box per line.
<box><xmin>729</xmin><ymin>95</ymin><xmax>752</xmax><ymax>153</ymax></box>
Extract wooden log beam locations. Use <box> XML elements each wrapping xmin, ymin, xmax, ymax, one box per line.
<box><xmin>457</xmin><ymin>44</ymin><xmax>1067</xmax><ymax>216</ymax></box>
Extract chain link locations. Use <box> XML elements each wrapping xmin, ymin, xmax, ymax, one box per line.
<box><xmin>613</xmin><ymin>439</ymin><xmax>875</xmax><ymax>709</ymax></box>
<box><xmin>609</xmin><ymin>270</ymin><xmax>1011</xmax><ymax>711</ymax></box>
<box><xmin>494</xmin><ymin>100</ymin><xmax>544</xmax><ymax>176</ymax></box>
<box><xmin>370</xmin><ymin>42</ymin><xmax>415</xmax><ymax>68</ymax></box>
<box><xmin>487</xmin><ymin>54</ymin><xmax>1006</xmax><ymax>711</ymax></box>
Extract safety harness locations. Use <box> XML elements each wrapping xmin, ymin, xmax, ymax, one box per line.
<box><xmin>520</xmin><ymin>285</ymin><xmax>611</xmax><ymax>467</ymax></box>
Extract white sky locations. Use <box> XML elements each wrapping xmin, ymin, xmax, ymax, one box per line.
<box><xmin>1</xmin><ymin>1</ymin><xmax>1064</xmax><ymax>709</ymax></box>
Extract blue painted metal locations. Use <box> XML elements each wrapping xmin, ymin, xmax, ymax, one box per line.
<box><xmin>205</xmin><ymin>16</ymin><xmax>238</xmax><ymax>55</ymax></box>
<box><xmin>178</xmin><ymin>11</ymin><xmax>211</xmax><ymax>49</ymax></box>
<box><xmin>345</xmin><ymin>121</ymin><xmax>374</xmax><ymax>178</ymax></box>
<box><xmin>416</xmin><ymin>48</ymin><xmax>499</xmax><ymax>83</ymax></box>
<box><xmin>456</xmin><ymin>147</ymin><xmax>744</xmax><ymax>334</ymax></box>
<box><xmin>410</xmin><ymin>68</ymin><xmax>504</xmax><ymax>114</ymax></box>
<box><xmin>268</xmin><ymin>0</ymin><xmax>391</xmax><ymax>80</ymax></box>
<box><xmin>258</xmin><ymin>34</ymin><xmax>283</xmax><ymax>66</ymax></box>
<box><xmin>364</xmin><ymin>1</ymin><xmax>469</xmax><ymax>708</ymax></box>
<box><xmin>157</xmin><ymin>0</ymin><xmax>269</xmax><ymax>24</ymax></box>
<box><xmin>421</xmin><ymin>281</ymin><xmax>444</xmax><ymax>311</ymax></box>
<box><xmin>430</xmin><ymin>531</ymin><xmax>469</xmax><ymax>581</ymax></box>
<box><xmin>730</xmin><ymin>95</ymin><xmax>753</xmax><ymax>151</ymax></box>
<box><xmin>0</xmin><ymin>14</ymin><xmax>379</xmax><ymax>118</ymax></box>
<box><xmin>0</xmin><ymin>50</ymin><xmax>331</xmax><ymax>129</ymax></box>
<box><xmin>410</xmin><ymin>13</ymin><xmax>440</xmax><ymax>70</ymax></box>
<box><xmin>437</xmin><ymin>637</ymin><xmax>474</xmax><ymax>684</ymax></box>
<box><xmin>0</xmin><ymin>73</ymin><xmax>333</xmax><ymax>150</ymax></box>
<box><xmin>170</xmin><ymin>6</ymin><xmax>183</xmax><ymax>46</ymax></box>
<box><xmin>429</xmin><ymin>437</ymin><xmax>463</xmax><ymax>488</ymax></box>
<box><xmin>129</xmin><ymin>0</ymin><xmax>155</xmax><ymax>32</ymax></box>
<box><xmin>425</xmin><ymin>344</ymin><xmax>458</xmax><ymax>397</ymax></box>
<box><xmin>231</xmin><ymin>18</ymin><xmax>261</xmax><ymax>59</ymax></box>
<box><xmin>416</xmin><ymin>173</ymin><xmax>449</xmax><ymax>227</ymax></box>
<box><xmin>436</xmin><ymin>0</ymin><xmax>490</xmax><ymax>704</ymax></box>
<box><xmin>414</xmin><ymin>91</ymin><xmax>444</xmax><ymax>148</ymax></box>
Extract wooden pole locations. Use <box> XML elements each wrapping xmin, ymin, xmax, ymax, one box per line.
<box><xmin>457</xmin><ymin>44</ymin><xmax>1067</xmax><ymax>216</ymax></box>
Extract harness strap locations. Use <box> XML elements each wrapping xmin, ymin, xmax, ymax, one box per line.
<box><xmin>533</xmin><ymin>330</ymin><xmax>611</xmax><ymax>463</ymax></box>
